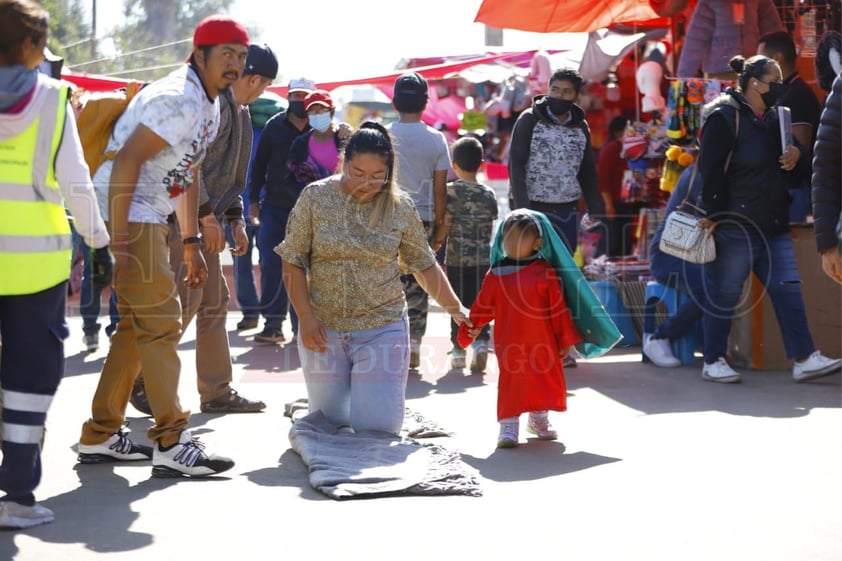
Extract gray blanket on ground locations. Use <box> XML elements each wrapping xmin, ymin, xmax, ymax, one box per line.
<box><xmin>288</xmin><ymin>411</ymin><xmax>482</xmax><ymax>500</ymax></box>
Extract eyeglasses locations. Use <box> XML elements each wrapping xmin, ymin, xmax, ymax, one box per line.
<box><xmin>346</xmin><ymin>174</ymin><xmax>389</xmax><ymax>187</ymax></box>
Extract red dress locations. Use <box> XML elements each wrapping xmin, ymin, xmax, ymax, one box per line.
<box><xmin>458</xmin><ymin>259</ymin><xmax>582</xmax><ymax>420</ymax></box>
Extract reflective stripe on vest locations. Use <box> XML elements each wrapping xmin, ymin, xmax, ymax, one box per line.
<box><xmin>0</xmin><ymin>79</ymin><xmax>72</xmax><ymax>295</ymax></box>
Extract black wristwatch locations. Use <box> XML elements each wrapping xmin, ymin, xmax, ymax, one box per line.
<box><xmin>182</xmin><ymin>235</ymin><xmax>202</xmax><ymax>245</ymax></box>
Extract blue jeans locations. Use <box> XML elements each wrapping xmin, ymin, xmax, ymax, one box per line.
<box><xmin>703</xmin><ymin>225</ymin><xmax>814</xmax><ymax>364</ymax></box>
<box><xmin>649</xmin><ymin>250</ymin><xmax>706</xmax><ymax>341</ymax></box>
<box><xmin>225</xmin><ymin>222</ymin><xmax>260</xmax><ymax>320</ymax></box>
<box><xmin>528</xmin><ymin>202</ymin><xmax>579</xmax><ymax>254</ymax></box>
<box><xmin>256</xmin><ymin>203</ymin><xmax>297</xmax><ymax>333</ymax></box>
<box><xmin>78</xmin><ymin>237</ymin><xmax>119</xmax><ymax>336</ymax></box>
<box><xmin>788</xmin><ymin>186</ymin><xmax>811</xmax><ymax>223</ymax></box>
<box><xmin>298</xmin><ymin>315</ymin><xmax>409</xmax><ymax>435</ymax></box>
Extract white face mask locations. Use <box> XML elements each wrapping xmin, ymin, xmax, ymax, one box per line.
<box><xmin>309</xmin><ymin>112</ymin><xmax>332</xmax><ymax>132</ymax></box>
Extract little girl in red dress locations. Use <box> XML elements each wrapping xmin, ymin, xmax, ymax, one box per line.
<box><xmin>458</xmin><ymin>210</ymin><xmax>583</xmax><ymax>448</ymax></box>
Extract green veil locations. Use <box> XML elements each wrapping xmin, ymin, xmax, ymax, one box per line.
<box><xmin>490</xmin><ymin>209</ymin><xmax>622</xmax><ymax>359</ymax></box>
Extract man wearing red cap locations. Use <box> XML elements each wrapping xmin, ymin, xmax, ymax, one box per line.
<box><xmin>77</xmin><ymin>15</ymin><xmax>250</xmax><ymax>478</ymax></box>
<box><xmin>129</xmin><ymin>44</ymin><xmax>278</xmax><ymax>416</ymax></box>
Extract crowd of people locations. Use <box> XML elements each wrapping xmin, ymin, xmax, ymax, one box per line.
<box><xmin>0</xmin><ymin>0</ymin><xmax>840</xmax><ymax>532</ymax></box>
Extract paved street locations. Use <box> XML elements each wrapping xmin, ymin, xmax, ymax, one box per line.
<box><xmin>2</xmin><ymin>300</ymin><xmax>840</xmax><ymax>561</ymax></box>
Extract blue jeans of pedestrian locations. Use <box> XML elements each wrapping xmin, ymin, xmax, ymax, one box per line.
<box><xmin>649</xmin><ymin>250</ymin><xmax>706</xmax><ymax>341</ymax></box>
<box><xmin>256</xmin><ymin>203</ymin><xmax>297</xmax><ymax>333</ymax></box>
<box><xmin>703</xmin><ymin>225</ymin><xmax>814</xmax><ymax>364</ymax></box>
<box><xmin>528</xmin><ymin>201</ymin><xmax>579</xmax><ymax>254</ymax></box>
<box><xmin>298</xmin><ymin>315</ymin><xmax>409</xmax><ymax>435</ymax></box>
<box><xmin>225</xmin><ymin>222</ymin><xmax>260</xmax><ymax>320</ymax></box>
<box><xmin>79</xmin><ymin>237</ymin><xmax>119</xmax><ymax>336</ymax></box>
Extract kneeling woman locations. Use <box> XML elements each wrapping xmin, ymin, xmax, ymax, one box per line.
<box><xmin>276</xmin><ymin>122</ymin><xmax>469</xmax><ymax>434</ymax></box>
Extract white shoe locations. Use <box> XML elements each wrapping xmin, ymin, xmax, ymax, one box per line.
<box><xmin>702</xmin><ymin>358</ymin><xmax>741</xmax><ymax>383</ymax></box>
<box><xmin>0</xmin><ymin>501</ymin><xmax>54</xmax><ymax>529</ymax></box>
<box><xmin>526</xmin><ymin>412</ymin><xmax>558</xmax><ymax>440</ymax></box>
<box><xmin>77</xmin><ymin>426</ymin><xmax>153</xmax><ymax>463</ymax></box>
<box><xmin>450</xmin><ymin>348</ymin><xmax>466</xmax><ymax>370</ymax></box>
<box><xmin>643</xmin><ymin>335</ymin><xmax>681</xmax><ymax>368</ymax></box>
<box><xmin>497</xmin><ymin>420</ymin><xmax>519</xmax><ymax>448</ymax></box>
<box><xmin>151</xmin><ymin>430</ymin><xmax>234</xmax><ymax>478</ymax></box>
<box><xmin>793</xmin><ymin>351</ymin><xmax>842</xmax><ymax>382</ymax></box>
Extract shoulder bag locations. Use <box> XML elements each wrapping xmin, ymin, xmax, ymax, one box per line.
<box><xmin>659</xmin><ymin>110</ymin><xmax>740</xmax><ymax>264</ymax></box>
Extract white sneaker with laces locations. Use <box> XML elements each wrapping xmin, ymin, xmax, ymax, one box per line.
<box><xmin>526</xmin><ymin>412</ymin><xmax>558</xmax><ymax>440</ymax></box>
<box><xmin>643</xmin><ymin>335</ymin><xmax>681</xmax><ymax>368</ymax></box>
<box><xmin>152</xmin><ymin>430</ymin><xmax>234</xmax><ymax>478</ymax></box>
<box><xmin>793</xmin><ymin>351</ymin><xmax>842</xmax><ymax>382</ymax></box>
<box><xmin>0</xmin><ymin>501</ymin><xmax>54</xmax><ymax>529</ymax></box>
<box><xmin>497</xmin><ymin>420</ymin><xmax>519</xmax><ymax>448</ymax></box>
<box><xmin>702</xmin><ymin>358</ymin><xmax>741</xmax><ymax>383</ymax></box>
<box><xmin>77</xmin><ymin>425</ymin><xmax>152</xmax><ymax>463</ymax></box>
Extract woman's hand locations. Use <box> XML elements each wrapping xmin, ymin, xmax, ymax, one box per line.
<box><xmin>698</xmin><ymin>217</ymin><xmax>717</xmax><ymax>232</ymax></box>
<box><xmin>780</xmin><ymin>145</ymin><xmax>800</xmax><ymax>171</ymax></box>
<box><xmin>448</xmin><ymin>306</ymin><xmax>472</xmax><ymax>329</ymax></box>
<box><xmin>299</xmin><ymin>316</ymin><xmax>328</xmax><ymax>353</ymax></box>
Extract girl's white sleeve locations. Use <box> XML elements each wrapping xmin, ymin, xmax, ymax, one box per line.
<box><xmin>56</xmin><ymin>108</ymin><xmax>110</xmax><ymax>249</ymax></box>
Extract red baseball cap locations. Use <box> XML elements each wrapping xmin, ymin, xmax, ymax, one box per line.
<box><xmin>193</xmin><ymin>15</ymin><xmax>250</xmax><ymax>48</ymax></box>
<box><xmin>304</xmin><ymin>90</ymin><xmax>334</xmax><ymax>111</ymax></box>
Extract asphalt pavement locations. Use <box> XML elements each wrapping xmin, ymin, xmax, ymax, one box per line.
<box><xmin>2</xmin><ymin>295</ymin><xmax>841</xmax><ymax>561</ymax></box>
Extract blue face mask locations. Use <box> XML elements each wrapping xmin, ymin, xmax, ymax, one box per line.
<box><xmin>308</xmin><ymin>112</ymin><xmax>332</xmax><ymax>132</ymax></box>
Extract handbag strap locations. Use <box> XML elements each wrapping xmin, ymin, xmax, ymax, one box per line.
<box><xmin>676</xmin><ymin>108</ymin><xmax>741</xmax><ymax>215</ymax></box>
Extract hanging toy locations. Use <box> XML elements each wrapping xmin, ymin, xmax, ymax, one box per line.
<box><xmin>666</xmin><ymin>80</ymin><xmax>683</xmax><ymax>140</ymax></box>
<box><xmin>685</xmin><ymin>79</ymin><xmax>704</xmax><ymax>139</ymax></box>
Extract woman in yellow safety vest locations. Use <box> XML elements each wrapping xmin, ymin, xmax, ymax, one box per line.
<box><xmin>0</xmin><ymin>0</ymin><xmax>112</xmax><ymax>530</ymax></box>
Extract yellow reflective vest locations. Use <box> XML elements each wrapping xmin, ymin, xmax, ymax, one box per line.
<box><xmin>0</xmin><ymin>78</ymin><xmax>72</xmax><ymax>296</ymax></box>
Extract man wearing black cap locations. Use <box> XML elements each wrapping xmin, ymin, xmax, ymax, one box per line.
<box><xmin>130</xmin><ymin>44</ymin><xmax>278</xmax><ymax>415</ymax></box>
<box><xmin>387</xmin><ymin>71</ymin><xmax>451</xmax><ymax>370</ymax></box>
<box><xmin>78</xmin><ymin>15</ymin><xmax>250</xmax><ymax>478</ymax></box>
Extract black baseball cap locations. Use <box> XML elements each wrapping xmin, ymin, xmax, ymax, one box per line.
<box><xmin>244</xmin><ymin>43</ymin><xmax>278</xmax><ymax>80</ymax></box>
<box><xmin>394</xmin><ymin>71</ymin><xmax>428</xmax><ymax>98</ymax></box>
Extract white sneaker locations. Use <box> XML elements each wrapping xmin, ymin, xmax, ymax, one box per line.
<box><xmin>471</xmin><ymin>341</ymin><xmax>489</xmax><ymax>372</ymax></box>
<box><xmin>497</xmin><ymin>420</ymin><xmax>519</xmax><ymax>448</ymax></box>
<box><xmin>83</xmin><ymin>333</ymin><xmax>98</xmax><ymax>352</ymax></box>
<box><xmin>409</xmin><ymin>338</ymin><xmax>421</xmax><ymax>369</ymax></box>
<box><xmin>793</xmin><ymin>351</ymin><xmax>842</xmax><ymax>382</ymax></box>
<box><xmin>451</xmin><ymin>348</ymin><xmax>466</xmax><ymax>370</ymax></box>
<box><xmin>643</xmin><ymin>335</ymin><xmax>681</xmax><ymax>368</ymax></box>
<box><xmin>526</xmin><ymin>412</ymin><xmax>558</xmax><ymax>440</ymax></box>
<box><xmin>0</xmin><ymin>501</ymin><xmax>54</xmax><ymax>529</ymax></box>
<box><xmin>702</xmin><ymin>358</ymin><xmax>741</xmax><ymax>383</ymax></box>
<box><xmin>78</xmin><ymin>426</ymin><xmax>153</xmax><ymax>463</ymax></box>
<box><xmin>151</xmin><ymin>430</ymin><xmax>234</xmax><ymax>478</ymax></box>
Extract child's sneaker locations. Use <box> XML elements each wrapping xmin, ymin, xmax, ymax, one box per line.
<box><xmin>471</xmin><ymin>341</ymin><xmax>489</xmax><ymax>372</ymax></box>
<box><xmin>497</xmin><ymin>419</ymin><xmax>519</xmax><ymax>448</ymax></box>
<box><xmin>409</xmin><ymin>338</ymin><xmax>421</xmax><ymax>369</ymax></box>
<box><xmin>526</xmin><ymin>411</ymin><xmax>558</xmax><ymax>440</ymax></box>
<box><xmin>450</xmin><ymin>348</ymin><xmax>466</xmax><ymax>370</ymax></box>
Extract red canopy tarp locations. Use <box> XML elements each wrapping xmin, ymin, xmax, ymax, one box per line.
<box><xmin>62</xmin><ymin>51</ymin><xmax>534</xmax><ymax>97</ymax></box>
<box><xmin>474</xmin><ymin>0</ymin><xmax>670</xmax><ymax>33</ymax></box>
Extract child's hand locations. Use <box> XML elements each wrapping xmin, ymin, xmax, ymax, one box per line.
<box><xmin>559</xmin><ymin>346</ymin><xmax>571</xmax><ymax>359</ymax></box>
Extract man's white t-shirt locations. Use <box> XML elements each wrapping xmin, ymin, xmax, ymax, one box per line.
<box><xmin>94</xmin><ymin>64</ymin><xmax>219</xmax><ymax>223</ymax></box>
<box><xmin>387</xmin><ymin>121</ymin><xmax>451</xmax><ymax>223</ymax></box>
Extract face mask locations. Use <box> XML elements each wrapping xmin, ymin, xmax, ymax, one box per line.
<box><xmin>308</xmin><ymin>112</ymin><xmax>332</xmax><ymax>133</ymax></box>
<box><xmin>759</xmin><ymin>81</ymin><xmax>786</xmax><ymax>108</ymax></box>
<box><xmin>288</xmin><ymin>100</ymin><xmax>308</xmax><ymax>119</ymax></box>
<box><xmin>547</xmin><ymin>97</ymin><xmax>575</xmax><ymax>115</ymax></box>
